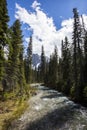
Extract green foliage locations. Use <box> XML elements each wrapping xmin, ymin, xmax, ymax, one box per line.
<box><xmin>83</xmin><ymin>86</ymin><xmax>87</xmax><ymax>100</ymax></box>
<box><xmin>44</xmin><ymin>46</ymin><xmax>58</xmax><ymax>88</ymax></box>
<box><xmin>70</xmin><ymin>86</ymin><xmax>75</xmax><ymax>100</ymax></box>
<box><xmin>3</xmin><ymin>92</ymin><xmax>15</xmax><ymax>100</ymax></box>
<box><xmin>40</xmin><ymin>45</ymin><xmax>46</xmax><ymax>82</ymax></box>
<box><xmin>72</xmin><ymin>8</ymin><xmax>84</xmax><ymax>101</ymax></box>
<box><xmin>84</xmin><ymin>32</ymin><xmax>87</xmax><ymax>85</ymax></box>
<box><xmin>0</xmin><ymin>50</ymin><xmax>4</xmax><ymax>80</ymax></box>
<box><xmin>0</xmin><ymin>0</ymin><xmax>9</xmax><ymax>81</ymax></box>
<box><xmin>60</xmin><ymin>37</ymin><xmax>71</xmax><ymax>95</ymax></box>
<box><xmin>0</xmin><ymin>0</ymin><xmax>87</xmax><ymax>108</ymax></box>
<box><xmin>3</xmin><ymin>20</ymin><xmax>26</xmax><ymax>93</ymax></box>
<box><xmin>25</xmin><ymin>36</ymin><xmax>33</xmax><ymax>83</ymax></box>
<box><xmin>0</xmin><ymin>0</ymin><xmax>9</xmax><ymax>47</ymax></box>
<box><xmin>44</xmin><ymin>8</ymin><xmax>87</xmax><ymax>105</ymax></box>
<box><xmin>57</xmin><ymin>81</ymin><xmax>63</xmax><ymax>92</ymax></box>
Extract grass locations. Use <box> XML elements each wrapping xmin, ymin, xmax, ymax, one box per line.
<box><xmin>0</xmin><ymin>84</ymin><xmax>37</xmax><ymax>130</ymax></box>
<box><xmin>0</xmin><ymin>98</ymin><xmax>28</xmax><ymax>130</ymax></box>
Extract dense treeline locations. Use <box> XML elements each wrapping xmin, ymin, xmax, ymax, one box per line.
<box><xmin>0</xmin><ymin>0</ymin><xmax>34</xmax><ymax>100</ymax></box>
<box><xmin>40</xmin><ymin>8</ymin><xmax>87</xmax><ymax>106</ymax></box>
<box><xmin>0</xmin><ymin>0</ymin><xmax>87</xmax><ymax>106</ymax></box>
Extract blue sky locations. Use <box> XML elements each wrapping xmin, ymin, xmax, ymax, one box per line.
<box><xmin>7</xmin><ymin>0</ymin><xmax>87</xmax><ymax>56</ymax></box>
<box><xmin>7</xmin><ymin>0</ymin><xmax>87</xmax><ymax>28</ymax></box>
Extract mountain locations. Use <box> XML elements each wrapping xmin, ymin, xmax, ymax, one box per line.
<box><xmin>32</xmin><ymin>53</ymin><xmax>49</xmax><ymax>68</ymax></box>
<box><xmin>32</xmin><ymin>54</ymin><xmax>41</xmax><ymax>67</ymax></box>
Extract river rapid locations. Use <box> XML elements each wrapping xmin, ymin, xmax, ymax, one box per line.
<box><xmin>9</xmin><ymin>85</ymin><xmax>87</xmax><ymax>130</ymax></box>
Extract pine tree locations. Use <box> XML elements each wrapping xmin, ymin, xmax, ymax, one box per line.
<box><xmin>46</xmin><ymin>46</ymin><xmax>58</xmax><ymax>88</ymax></box>
<box><xmin>53</xmin><ymin>46</ymin><xmax>58</xmax><ymax>86</ymax></box>
<box><xmin>83</xmin><ymin>31</ymin><xmax>87</xmax><ymax>102</ymax></box>
<box><xmin>57</xmin><ymin>57</ymin><xmax>63</xmax><ymax>91</ymax></box>
<box><xmin>61</xmin><ymin>37</ymin><xmax>71</xmax><ymax>95</ymax></box>
<box><xmin>44</xmin><ymin>60</ymin><xmax>49</xmax><ymax>85</ymax></box>
<box><xmin>26</xmin><ymin>36</ymin><xmax>32</xmax><ymax>83</ymax></box>
<box><xmin>84</xmin><ymin>32</ymin><xmax>87</xmax><ymax>85</ymax></box>
<box><xmin>5</xmin><ymin>20</ymin><xmax>25</xmax><ymax>92</ymax></box>
<box><xmin>18</xmin><ymin>44</ymin><xmax>26</xmax><ymax>93</ymax></box>
<box><xmin>40</xmin><ymin>45</ymin><xmax>46</xmax><ymax>82</ymax></box>
<box><xmin>72</xmin><ymin>8</ymin><xmax>83</xmax><ymax>101</ymax></box>
<box><xmin>0</xmin><ymin>0</ymin><xmax>9</xmax><ymax>81</ymax></box>
<box><xmin>72</xmin><ymin>8</ymin><xmax>79</xmax><ymax>89</ymax></box>
<box><xmin>24</xmin><ymin>56</ymin><xmax>27</xmax><ymax>83</ymax></box>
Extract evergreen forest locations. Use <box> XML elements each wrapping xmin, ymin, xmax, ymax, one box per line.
<box><xmin>0</xmin><ymin>1</ymin><xmax>87</xmax><ymax>122</ymax></box>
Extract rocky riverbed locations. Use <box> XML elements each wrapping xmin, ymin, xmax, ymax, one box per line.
<box><xmin>9</xmin><ymin>85</ymin><xmax>87</xmax><ymax>130</ymax></box>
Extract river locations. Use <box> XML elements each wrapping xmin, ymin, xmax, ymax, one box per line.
<box><xmin>9</xmin><ymin>85</ymin><xmax>87</xmax><ymax>130</ymax></box>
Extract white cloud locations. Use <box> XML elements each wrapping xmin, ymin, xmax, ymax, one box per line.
<box><xmin>15</xmin><ymin>1</ymin><xmax>87</xmax><ymax>57</ymax></box>
<box><xmin>31</xmin><ymin>0</ymin><xmax>41</xmax><ymax>10</ymax></box>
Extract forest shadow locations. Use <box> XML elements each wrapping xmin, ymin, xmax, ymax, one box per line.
<box><xmin>26</xmin><ymin>104</ymin><xmax>76</xmax><ymax>130</ymax></box>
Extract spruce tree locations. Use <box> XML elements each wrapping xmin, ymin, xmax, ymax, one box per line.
<box><xmin>47</xmin><ymin>46</ymin><xmax>58</xmax><ymax>88</ymax></box>
<box><xmin>40</xmin><ymin>45</ymin><xmax>46</xmax><ymax>82</ymax></box>
<box><xmin>72</xmin><ymin>8</ymin><xmax>83</xmax><ymax>101</ymax></box>
<box><xmin>26</xmin><ymin>36</ymin><xmax>32</xmax><ymax>83</ymax></box>
<box><xmin>18</xmin><ymin>45</ymin><xmax>26</xmax><ymax>94</ymax></box>
<box><xmin>57</xmin><ymin>57</ymin><xmax>63</xmax><ymax>91</ymax></box>
<box><xmin>61</xmin><ymin>37</ymin><xmax>71</xmax><ymax>95</ymax></box>
<box><xmin>5</xmin><ymin>20</ymin><xmax>25</xmax><ymax>92</ymax></box>
<box><xmin>84</xmin><ymin>32</ymin><xmax>87</xmax><ymax>85</ymax></box>
<box><xmin>53</xmin><ymin>46</ymin><xmax>58</xmax><ymax>86</ymax></box>
<box><xmin>83</xmin><ymin>31</ymin><xmax>87</xmax><ymax>102</ymax></box>
<box><xmin>0</xmin><ymin>0</ymin><xmax>9</xmax><ymax>81</ymax></box>
<box><xmin>44</xmin><ymin>60</ymin><xmax>49</xmax><ymax>85</ymax></box>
